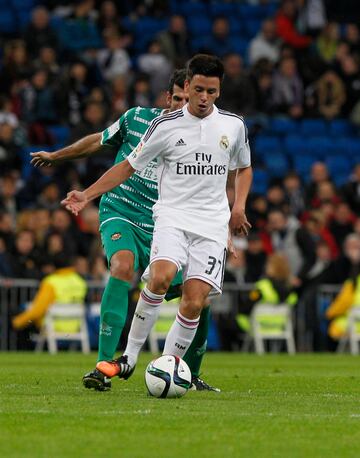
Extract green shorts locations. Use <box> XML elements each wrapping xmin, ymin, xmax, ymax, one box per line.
<box><xmin>100</xmin><ymin>218</ymin><xmax>152</xmax><ymax>271</ymax></box>
<box><xmin>100</xmin><ymin>218</ymin><xmax>182</xmax><ymax>298</ymax></box>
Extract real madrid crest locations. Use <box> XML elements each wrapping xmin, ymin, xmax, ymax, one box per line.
<box><xmin>220</xmin><ymin>135</ymin><xmax>229</xmax><ymax>150</ymax></box>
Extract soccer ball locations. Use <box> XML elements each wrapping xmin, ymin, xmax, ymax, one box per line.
<box><xmin>145</xmin><ymin>355</ymin><xmax>192</xmax><ymax>398</ymax></box>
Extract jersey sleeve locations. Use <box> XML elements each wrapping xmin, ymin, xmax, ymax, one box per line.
<box><xmin>229</xmin><ymin>120</ymin><xmax>251</xmax><ymax>170</ymax></box>
<box><xmin>100</xmin><ymin>107</ymin><xmax>136</xmax><ymax>147</ymax></box>
<box><xmin>127</xmin><ymin>116</ymin><xmax>166</xmax><ymax>171</ymax></box>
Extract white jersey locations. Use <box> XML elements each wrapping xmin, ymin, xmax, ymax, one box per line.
<box><xmin>127</xmin><ymin>104</ymin><xmax>251</xmax><ymax>246</ymax></box>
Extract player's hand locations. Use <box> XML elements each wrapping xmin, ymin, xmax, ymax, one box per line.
<box><xmin>230</xmin><ymin>207</ymin><xmax>251</xmax><ymax>237</ymax></box>
<box><xmin>227</xmin><ymin>235</ymin><xmax>238</xmax><ymax>258</ymax></box>
<box><xmin>61</xmin><ymin>190</ymin><xmax>88</xmax><ymax>216</ymax></box>
<box><xmin>30</xmin><ymin>151</ymin><xmax>57</xmax><ymax>167</ymax></box>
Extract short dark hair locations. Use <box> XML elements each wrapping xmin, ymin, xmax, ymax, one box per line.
<box><xmin>168</xmin><ymin>69</ymin><xmax>187</xmax><ymax>94</ymax></box>
<box><xmin>186</xmin><ymin>54</ymin><xmax>224</xmax><ymax>81</ymax></box>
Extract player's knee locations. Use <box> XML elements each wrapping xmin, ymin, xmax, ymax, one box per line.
<box><xmin>180</xmin><ymin>296</ymin><xmax>204</xmax><ymax>319</ymax></box>
<box><xmin>110</xmin><ymin>256</ymin><xmax>134</xmax><ymax>282</ymax></box>
<box><xmin>148</xmin><ymin>273</ymin><xmax>173</xmax><ymax>295</ymax></box>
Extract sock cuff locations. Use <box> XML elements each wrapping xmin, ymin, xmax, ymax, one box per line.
<box><xmin>176</xmin><ymin>311</ymin><xmax>200</xmax><ymax>329</ymax></box>
<box><xmin>141</xmin><ymin>286</ymin><xmax>165</xmax><ymax>306</ymax></box>
<box><xmin>108</xmin><ymin>276</ymin><xmax>131</xmax><ymax>290</ymax></box>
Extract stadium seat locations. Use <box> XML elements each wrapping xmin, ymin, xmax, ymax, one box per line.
<box><xmin>325</xmin><ymin>156</ymin><xmax>351</xmax><ymax>176</ymax></box>
<box><xmin>210</xmin><ymin>2</ymin><xmax>237</xmax><ymax>18</ymax></box>
<box><xmin>35</xmin><ymin>303</ymin><xmax>90</xmax><ymax>354</ymax></box>
<box><xmin>187</xmin><ymin>16</ymin><xmax>212</xmax><ymax>37</ymax></box>
<box><xmin>135</xmin><ymin>17</ymin><xmax>168</xmax><ymax>36</ymax></box>
<box><xmin>329</xmin><ymin>119</ymin><xmax>354</xmax><ymax>137</ymax></box>
<box><xmin>237</xmin><ymin>4</ymin><xmax>265</xmax><ymax>19</ymax></box>
<box><xmin>229</xmin><ymin>36</ymin><xmax>249</xmax><ymax>57</ymax></box>
<box><xmin>190</xmin><ymin>36</ymin><xmax>212</xmax><ymax>53</ymax></box>
<box><xmin>269</xmin><ymin>118</ymin><xmax>298</xmax><ymax>136</ymax></box>
<box><xmin>48</xmin><ymin>125</ymin><xmax>71</xmax><ymax>146</ymax></box>
<box><xmin>300</xmin><ymin>119</ymin><xmax>327</xmax><ymax>136</ymax></box>
<box><xmin>262</xmin><ymin>151</ymin><xmax>289</xmax><ymax>177</ymax></box>
<box><xmin>179</xmin><ymin>1</ymin><xmax>208</xmax><ymax>17</ymax></box>
<box><xmin>254</xmin><ymin>135</ymin><xmax>282</xmax><ymax>159</ymax></box>
<box><xmin>244</xmin><ymin>19</ymin><xmax>262</xmax><ymax>38</ymax></box>
<box><xmin>252</xmin><ymin>168</ymin><xmax>269</xmax><ymax>195</ymax></box>
<box><xmin>293</xmin><ymin>154</ymin><xmax>317</xmax><ymax>180</ymax></box>
<box><xmin>250</xmin><ymin>304</ymin><xmax>296</xmax><ymax>355</ymax></box>
<box><xmin>228</xmin><ymin>17</ymin><xmax>243</xmax><ymax>35</ymax></box>
<box><xmin>284</xmin><ymin>134</ymin><xmax>308</xmax><ymax>157</ymax></box>
<box><xmin>307</xmin><ymin>136</ymin><xmax>337</xmax><ymax>159</ymax></box>
<box><xmin>0</xmin><ymin>9</ymin><xmax>16</xmax><ymax>33</ymax></box>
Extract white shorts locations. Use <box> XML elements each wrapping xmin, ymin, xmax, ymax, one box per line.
<box><xmin>147</xmin><ymin>226</ymin><xmax>227</xmax><ymax>295</ymax></box>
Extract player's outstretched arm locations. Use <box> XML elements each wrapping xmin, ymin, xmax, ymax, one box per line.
<box><xmin>30</xmin><ymin>133</ymin><xmax>104</xmax><ymax>167</ymax></box>
<box><xmin>230</xmin><ymin>166</ymin><xmax>253</xmax><ymax>236</ymax></box>
<box><xmin>61</xmin><ymin>160</ymin><xmax>135</xmax><ymax>215</ymax></box>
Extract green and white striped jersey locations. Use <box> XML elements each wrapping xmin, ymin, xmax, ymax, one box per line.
<box><xmin>99</xmin><ymin>106</ymin><xmax>163</xmax><ymax>233</ymax></box>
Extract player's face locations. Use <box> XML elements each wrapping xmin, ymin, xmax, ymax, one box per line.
<box><xmin>185</xmin><ymin>75</ymin><xmax>220</xmax><ymax>118</ymax></box>
<box><xmin>167</xmin><ymin>84</ymin><xmax>188</xmax><ymax>112</ymax></box>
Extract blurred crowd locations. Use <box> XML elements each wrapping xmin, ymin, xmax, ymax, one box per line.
<box><xmin>0</xmin><ymin>0</ymin><xmax>359</xmax><ymax>310</ymax></box>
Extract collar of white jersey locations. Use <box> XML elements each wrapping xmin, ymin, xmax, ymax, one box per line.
<box><xmin>183</xmin><ymin>103</ymin><xmax>218</xmax><ymax>121</ymax></box>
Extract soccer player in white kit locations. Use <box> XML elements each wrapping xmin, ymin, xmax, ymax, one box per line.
<box><xmin>62</xmin><ymin>54</ymin><xmax>253</xmax><ymax>380</ymax></box>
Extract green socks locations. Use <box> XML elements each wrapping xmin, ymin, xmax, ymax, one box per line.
<box><xmin>97</xmin><ymin>276</ymin><xmax>130</xmax><ymax>362</ymax></box>
<box><xmin>183</xmin><ymin>306</ymin><xmax>210</xmax><ymax>377</ymax></box>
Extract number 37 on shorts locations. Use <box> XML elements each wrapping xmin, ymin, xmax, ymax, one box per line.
<box><xmin>150</xmin><ymin>227</ymin><xmax>227</xmax><ymax>295</ymax></box>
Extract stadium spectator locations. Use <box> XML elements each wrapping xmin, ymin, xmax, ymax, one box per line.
<box><xmin>271</xmin><ymin>57</ymin><xmax>304</xmax><ymax>118</ymax></box>
<box><xmin>283</xmin><ymin>172</ymin><xmax>306</xmax><ymax>217</ymax></box>
<box><xmin>0</xmin><ymin>123</ymin><xmax>21</xmax><ymax>176</ymax></box>
<box><xmin>243</xmin><ymin>232</ymin><xmax>267</xmax><ymax>283</ymax></box>
<box><xmin>22</xmin><ymin>6</ymin><xmax>58</xmax><ymax>57</ymax></box>
<box><xmin>20</xmin><ymin>69</ymin><xmax>58</xmax><ymax>143</ymax></box>
<box><xmin>217</xmin><ymin>53</ymin><xmax>256</xmax><ymax>115</ymax></box>
<box><xmin>313</xmin><ymin>22</ymin><xmax>339</xmax><ymax>63</ymax></box>
<box><xmin>249</xmin><ymin>19</ymin><xmax>281</xmax><ymax>65</ymax></box>
<box><xmin>266</xmin><ymin>183</ymin><xmax>287</xmax><ymax>212</ymax></box>
<box><xmin>264</xmin><ymin>208</ymin><xmax>316</xmax><ymax>286</ymax></box>
<box><xmin>34</xmin><ymin>47</ymin><xmax>61</xmax><ymax>83</ymax></box>
<box><xmin>208</xmin><ymin>17</ymin><xmax>233</xmax><ymax>57</ymax></box>
<box><xmin>250</xmin><ymin>58</ymin><xmax>274</xmax><ymax>114</ymax></box>
<box><xmin>305</xmin><ymin>162</ymin><xmax>331</xmax><ymax>205</ymax></box>
<box><xmin>310</xmin><ymin>180</ymin><xmax>341</xmax><ymax>209</ymax></box>
<box><xmin>0</xmin><ymin>236</ymin><xmax>14</xmax><ymax>277</ymax></box>
<box><xmin>0</xmin><ymin>40</ymin><xmax>31</xmax><ymax>93</ymax></box>
<box><xmin>339</xmin><ymin>54</ymin><xmax>360</xmax><ymax>116</ymax></box>
<box><xmin>10</xmin><ymin>229</ymin><xmax>43</xmax><ymax>279</ymax></box>
<box><xmin>344</xmin><ymin>23</ymin><xmax>360</xmax><ymax>54</ymax></box>
<box><xmin>275</xmin><ymin>0</ymin><xmax>312</xmax><ymax>49</ymax></box>
<box><xmin>305</xmin><ymin>70</ymin><xmax>346</xmax><ymax>119</ymax></box>
<box><xmin>0</xmin><ymin>210</ymin><xmax>15</xmax><ymax>247</ymax></box>
<box><xmin>55</xmin><ymin>61</ymin><xmax>93</xmax><ymax>126</ymax></box>
<box><xmin>304</xmin><ymin>210</ymin><xmax>339</xmax><ymax>259</ymax></box>
<box><xmin>297</xmin><ymin>0</ymin><xmax>327</xmax><ymax>36</ymax></box>
<box><xmin>48</xmin><ymin>208</ymin><xmax>79</xmax><ymax>258</ymax></box>
<box><xmin>157</xmin><ymin>14</ymin><xmax>190</xmax><ymax>66</ymax></box>
<box><xmin>0</xmin><ymin>174</ymin><xmax>21</xmax><ymax>225</ymax></box>
<box><xmin>110</xmin><ymin>76</ymin><xmax>129</xmax><ymax>118</ymax></box>
<box><xmin>323</xmin><ymin>233</ymin><xmax>360</xmax><ymax>284</ymax></box>
<box><xmin>138</xmin><ymin>40</ymin><xmax>173</xmax><ymax>97</ymax></box>
<box><xmin>97</xmin><ymin>1</ymin><xmax>121</xmax><ymax>33</ymax></box>
<box><xmin>127</xmin><ymin>73</ymin><xmax>152</xmax><ymax>108</ymax></box>
<box><xmin>341</xmin><ymin>164</ymin><xmax>360</xmax><ymax>214</ymax></box>
<box><xmin>97</xmin><ymin>29</ymin><xmax>131</xmax><ymax>81</ymax></box>
<box><xmin>247</xmin><ymin>194</ymin><xmax>268</xmax><ymax>230</ymax></box>
<box><xmin>329</xmin><ymin>202</ymin><xmax>356</xmax><ymax>249</ymax></box>
<box><xmin>237</xmin><ymin>252</ymin><xmax>298</xmax><ymax>333</ymax></box>
<box><xmin>11</xmin><ymin>253</ymin><xmax>87</xmax><ymax>350</ymax></box>
<box><xmin>58</xmin><ymin>0</ymin><xmax>102</xmax><ymax>55</ymax></box>
<box><xmin>326</xmin><ymin>270</ymin><xmax>360</xmax><ymax>341</ymax></box>
<box><xmin>0</xmin><ymin>95</ymin><xmax>19</xmax><ymax>128</ymax></box>
<box><xmin>37</xmin><ymin>183</ymin><xmax>61</xmax><ymax>212</ymax></box>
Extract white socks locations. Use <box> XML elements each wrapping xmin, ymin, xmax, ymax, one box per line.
<box><xmin>124</xmin><ymin>286</ymin><xmax>165</xmax><ymax>367</ymax></box>
<box><xmin>163</xmin><ymin>311</ymin><xmax>200</xmax><ymax>359</ymax></box>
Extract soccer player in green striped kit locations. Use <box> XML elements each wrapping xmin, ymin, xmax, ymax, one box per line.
<box><xmin>31</xmin><ymin>70</ymin><xmax>219</xmax><ymax>392</ymax></box>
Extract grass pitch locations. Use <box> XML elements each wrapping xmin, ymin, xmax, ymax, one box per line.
<box><xmin>1</xmin><ymin>353</ymin><xmax>360</xmax><ymax>458</ymax></box>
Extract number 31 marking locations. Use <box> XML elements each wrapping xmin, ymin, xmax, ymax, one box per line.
<box><xmin>205</xmin><ymin>256</ymin><xmax>222</xmax><ymax>277</ymax></box>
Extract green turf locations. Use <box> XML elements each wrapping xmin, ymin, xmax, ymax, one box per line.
<box><xmin>1</xmin><ymin>353</ymin><xmax>360</xmax><ymax>458</ymax></box>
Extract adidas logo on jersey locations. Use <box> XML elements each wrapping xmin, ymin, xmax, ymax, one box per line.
<box><xmin>175</xmin><ymin>138</ymin><xmax>186</xmax><ymax>146</ymax></box>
